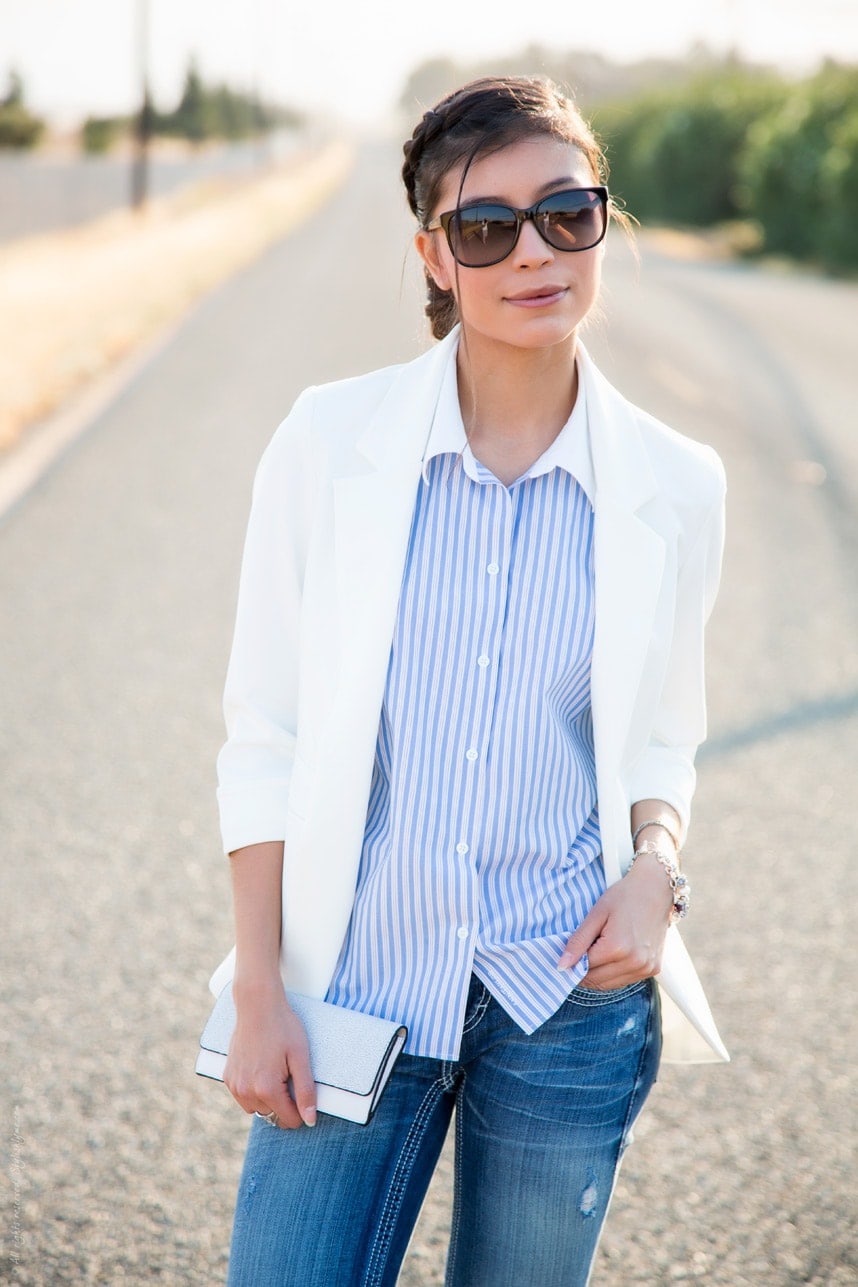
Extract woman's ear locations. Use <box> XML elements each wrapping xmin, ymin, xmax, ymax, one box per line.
<box><xmin>414</xmin><ymin>228</ymin><xmax>454</xmax><ymax>294</ymax></box>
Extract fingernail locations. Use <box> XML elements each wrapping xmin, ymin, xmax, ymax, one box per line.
<box><xmin>302</xmin><ymin>1107</ymin><xmax>317</xmax><ymax>1127</ymax></box>
<box><xmin>557</xmin><ymin>957</ymin><xmax>572</xmax><ymax>970</ymax></box>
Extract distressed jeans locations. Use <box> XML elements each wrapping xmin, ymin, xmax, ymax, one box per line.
<box><xmin>227</xmin><ymin>975</ymin><xmax>661</xmax><ymax>1287</ymax></box>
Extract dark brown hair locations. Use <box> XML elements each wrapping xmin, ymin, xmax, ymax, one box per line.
<box><xmin>402</xmin><ymin>75</ymin><xmax>625</xmax><ymax>339</ymax></box>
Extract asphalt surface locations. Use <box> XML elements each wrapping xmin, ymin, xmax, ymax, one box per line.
<box><xmin>1</xmin><ymin>143</ymin><xmax>856</xmax><ymax>1285</ymax></box>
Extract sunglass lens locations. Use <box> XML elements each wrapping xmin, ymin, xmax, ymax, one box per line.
<box><xmin>451</xmin><ymin>205</ymin><xmax>518</xmax><ymax>266</ymax></box>
<box><xmin>540</xmin><ymin>191</ymin><xmax>605</xmax><ymax>251</ymax></box>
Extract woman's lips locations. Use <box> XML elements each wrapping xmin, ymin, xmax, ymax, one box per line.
<box><xmin>505</xmin><ymin>285</ymin><xmax>568</xmax><ymax>307</ymax></box>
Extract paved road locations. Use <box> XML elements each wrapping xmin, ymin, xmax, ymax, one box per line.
<box><xmin>1</xmin><ymin>144</ymin><xmax>856</xmax><ymax>1285</ymax></box>
<box><xmin>0</xmin><ymin>131</ymin><xmax>298</xmax><ymax>242</ymax></box>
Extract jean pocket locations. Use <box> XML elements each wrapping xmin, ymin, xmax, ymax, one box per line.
<box><xmin>566</xmin><ymin>979</ymin><xmax>651</xmax><ymax>1008</ymax></box>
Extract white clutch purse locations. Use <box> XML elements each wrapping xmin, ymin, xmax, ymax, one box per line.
<box><xmin>196</xmin><ymin>984</ymin><xmax>408</xmax><ymax>1125</ymax></box>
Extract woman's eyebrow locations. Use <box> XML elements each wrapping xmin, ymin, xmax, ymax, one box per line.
<box><xmin>459</xmin><ymin>177</ymin><xmax>583</xmax><ymax>205</ymax></box>
<box><xmin>536</xmin><ymin>176</ymin><xmax>581</xmax><ymax>197</ymax></box>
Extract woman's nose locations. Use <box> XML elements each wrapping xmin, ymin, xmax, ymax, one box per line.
<box><xmin>512</xmin><ymin>217</ymin><xmax>555</xmax><ymax>266</ymax></box>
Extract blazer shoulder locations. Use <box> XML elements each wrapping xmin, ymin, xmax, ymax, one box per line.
<box><xmin>273</xmin><ymin>354</ymin><xmax>444</xmax><ymax>489</ymax></box>
<box><xmin>297</xmin><ymin>359</ymin><xmax>415</xmax><ymax>443</ymax></box>
<box><xmin>257</xmin><ymin>360</ymin><xmax>408</xmax><ymax>479</ymax></box>
<box><xmin>307</xmin><ymin>360</ymin><xmax>408</xmax><ymax>420</ymax></box>
<box><xmin>579</xmin><ymin>343</ymin><xmax>725</xmax><ymax>510</ymax></box>
<box><xmin>633</xmin><ymin>404</ymin><xmax>726</xmax><ymax>506</ymax></box>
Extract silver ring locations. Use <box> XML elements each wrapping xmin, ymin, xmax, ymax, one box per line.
<box><xmin>255</xmin><ymin>1109</ymin><xmax>279</xmax><ymax>1126</ymax></box>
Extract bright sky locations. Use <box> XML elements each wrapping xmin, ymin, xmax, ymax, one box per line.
<box><xmin>1</xmin><ymin>0</ymin><xmax>856</xmax><ymax>126</ymax></box>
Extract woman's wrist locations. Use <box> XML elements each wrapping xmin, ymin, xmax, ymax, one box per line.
<box><xmin>631</xmin><ymin>816</ymin><xmax>681</xmax><ymax>853</ymax></box>
<box><xmin>630</xmin><ymin>840</ymin><xmax>690</xmax><ymax>924</ymax></box>
<box><xmin>232</xmin><ymin>966</ymin><xmax>286</xmax><ymax>1009</ymax></box>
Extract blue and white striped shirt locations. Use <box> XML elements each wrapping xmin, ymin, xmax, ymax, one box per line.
<box><xmin>326</xmin><ymin>348</ymin><xmax>606</xmax><ymax>1059</ymax></box>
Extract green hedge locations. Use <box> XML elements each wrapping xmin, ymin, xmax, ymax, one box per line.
<box><xmin>0</xmin><ymin>70</ymin><xmax>44</xmax><ymax>149</ymax></box>
<box><xmin>596</xmin><ymin>64</ymin><xmax>858</xmax><ymax>271</ymax></box>
<box><xmin>821</xmin><ymin>106</ymin><xmax>858</xmax><ymax>268</ymax></box>
<box><xmin>596</xmin><ymin>72</ymin><xmax>787</xmax><ymax>226</ymax></box>
<box><xmin>0</xmin><ymin>102</ymin><xmax>44</xmax><ymax>148</ymax></box>
<box><xmin>81</xmin><ymin>116</ymin><xmax>121</xmax><ymax>154</ymax></box>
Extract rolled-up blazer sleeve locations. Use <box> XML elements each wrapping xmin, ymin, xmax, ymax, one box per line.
<box><xmin>216</xmin><ymin>388</ymin><xmax>316</xmax><ymax>854</ymax></box>
<box><xmin>627</xmin><ymin>449</ymin><xmax>726</xmax><ymax>840</ymax></box>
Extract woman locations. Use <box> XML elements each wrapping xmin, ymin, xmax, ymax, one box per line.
<box><xmin>213</xmin><ymin>76</ymin><xmax>728</xmax><ymax>1286</ymax></box>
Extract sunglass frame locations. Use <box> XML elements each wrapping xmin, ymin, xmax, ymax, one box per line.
<box><xmin>426</xmin><ymin>186</ymin><xmax>610</xmax><ymax>268</ymax></box>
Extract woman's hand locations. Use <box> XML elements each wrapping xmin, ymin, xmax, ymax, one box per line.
<box><xmin>224</xmin><ymin>842</ymin><xmax>315</xmax><ymax>1128</ymax></box>
<box><xmin>224</xmin><ymin>981</ymin><xmax>317</xmax><ymax>1129</ymax></box>
<box><xmin>558</xmin><ymin>850</ymin><xmax>675</xmax><ymax>988</ymax></box>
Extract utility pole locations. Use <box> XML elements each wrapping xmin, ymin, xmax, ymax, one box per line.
<box><xmin>131</xmin><ymin>0</ymin><xmax>152</xmax><ymax>209</ymax></box>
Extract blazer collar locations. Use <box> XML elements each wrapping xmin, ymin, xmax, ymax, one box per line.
<box><xmin>576</xmin><ymin>341</ymin><xmax>658</xmax><ymax>513</ymax></box>
<box><xmin>353</xmin><ymin>327</ymin><xmax>658</xmax><ymax>517</ymax></box>
<box><xmin>354</xmin><ymin>329</ymin><xmax>459</xmax><ymax>473</ymax></box>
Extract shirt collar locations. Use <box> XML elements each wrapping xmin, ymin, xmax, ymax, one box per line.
<box><xmin>422</xmin><ymin>338</ymin><xmax>595</xmax><ymax>502</ymax></box>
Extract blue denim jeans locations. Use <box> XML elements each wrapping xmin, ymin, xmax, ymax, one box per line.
<box><xmin>227</xmin><ymin>975</ymin><xmax>660</xmax><ymax>1287</ymax></box>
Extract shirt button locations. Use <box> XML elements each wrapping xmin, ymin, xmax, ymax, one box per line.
<box><xmin>456</xmin><ymin>927</ymin><xmax>469</xmax><ymax>940</ymax></box>
<box><xmin>456</xmin><ymin>841</ymin><xmax>469</xmax><ymax>855</ymax></box>
<box><xmin>477</xmin><ymin>655</ymin><xmax>490</xmax><ymax>668</ymax></box>
<box><xmin>465</xmin><ymin>749</ymin><xmax>478</xmax><ymax>762</ymax></box>
<box><xmin>486</xmin><ymin>562</ymin><xmax>500</xmax><ymax>575</ymax></box>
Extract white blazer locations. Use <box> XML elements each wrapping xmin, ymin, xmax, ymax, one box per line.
<box><xmin>214</xmin><ymin>327</ymin><xmax>729</xmax><ymax>1064</ymax></box>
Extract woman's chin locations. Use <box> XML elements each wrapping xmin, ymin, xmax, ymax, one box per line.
<box><xmin>464</xmin><ymin>317</ymin><xmax>579</xmax><ymax>353</ymax></box>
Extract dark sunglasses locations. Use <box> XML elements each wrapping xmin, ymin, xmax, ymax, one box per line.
<box><xmin>426</xmin><ymin>186</ymin><xmax>609</xmax><ymax>268</ymax></box>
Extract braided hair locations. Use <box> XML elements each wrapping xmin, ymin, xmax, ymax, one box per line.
<box><xmin>402</xmin><ymin>76</ymin><xmax>614</xmax><ymax>339</ymax></box>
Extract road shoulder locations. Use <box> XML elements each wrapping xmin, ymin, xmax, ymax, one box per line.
<box><xmin>0</xmin><ymin>139</ymin><xmax>354</xmax><ymax>518</ymax></box>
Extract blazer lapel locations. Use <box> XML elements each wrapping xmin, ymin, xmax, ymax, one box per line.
<box><xmin>579</xmin><ymin>346</ymin><xmax>666</xmax><ymax>873</ymax></box>
<box><xmin>591</xmin><ymin>499</ymin><xmax>665</xmax><ymax>768</ymax></box>
<box><xmin>332</xmin><ymin>332</ymin><xmax>456</xmax><ymax>727</ymax></box>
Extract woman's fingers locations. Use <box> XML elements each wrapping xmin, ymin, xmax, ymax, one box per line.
<box><xmin>558</xmin><ymin>872</ymin><xmax>669</xmax><ymax>987</ymax></box>
<box><xmin>228</xmin><ymin>1065</ymin><xmax>307</xmax><ymax>1130</ymax></box>
<box><xmin>264</xmin><ymin>1073</ymin><xmax>306</xmax><ymax>1130</ymax></box>
<box><xmin>557</xmin><ymin>903</ymin><xmax>607</xmax><ymax>970</ymax></box>
<box><xmin>225</xmin><ymin>997</ymin><xmax>317</xmax><ymax>1129</ymax></box>
<box><xmin>277</xmin><ymin>1009</ymin><xmax>317</xmax><ymax>1127</ymax></box>
<box><xmin>286</xmin><ymin>1051</ymin><xmax>317</xmax><ymax>1128</ymax></box>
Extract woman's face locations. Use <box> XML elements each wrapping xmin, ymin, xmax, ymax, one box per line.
<box><xmin>415</xmin><ymin>136</ymin><xmax>605</xmax><ymax>354</ymax></box>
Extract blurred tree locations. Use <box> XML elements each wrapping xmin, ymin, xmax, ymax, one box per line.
<box><xmin>598</xmin><ymin>71</ymin><xmax>787</xmax><ymax>225</ymax></box>
<box><xmin>150</xmin><ymin>59</ymin><xmax>304</xmax><ymax>145</ymax></box>
<box><xmin>399</xmin><ymin>57</ymin><xmax>464</xmax><ymax>113</ymax></box>
<box><xmin>399</xmin><ymin>45</ymin><xmax>729</xmax><ymax>120</ymax></box>
<box><xmin>82</xmin><ymin>116</ymin><xmax>121</xmax><ymax>154</ymax></box>
<box><xmin>0</xmin><ymin>68</ymin><xmax>44</xmax><ymax>149</ymax></box>
<box><xmin>738</xmin><ymin>64</ymin><xmax>858</xmax><ymax>260</ymax></box>
<box><xmin>820</xmin><ymin>104</ymin><xmax>858</xmax><ymax>268</ymax></box>
<box><xmin>2</xmin><ymin>68</ymin><xmax>24</xmax><ymax>107</ymax></box>
<box><xmin>173</xmin><ymin>60</ymin><xmax>215</xmax><ymax>143</ymax></box>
